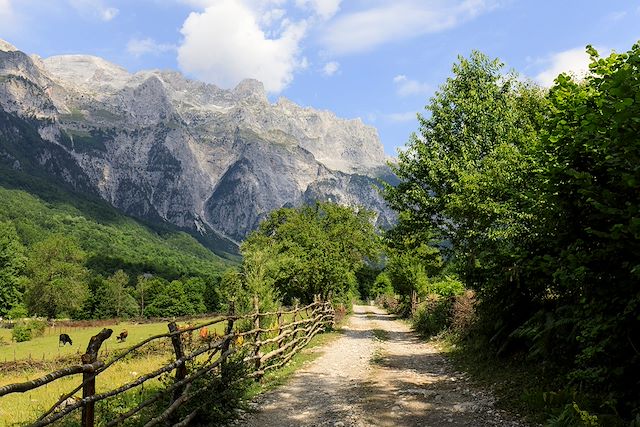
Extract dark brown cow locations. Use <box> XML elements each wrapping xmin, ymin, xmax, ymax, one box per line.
<box><xmin>116</xmin><ymin>330</ymin><xmax>128</xmax><ymax>342</ymax></box>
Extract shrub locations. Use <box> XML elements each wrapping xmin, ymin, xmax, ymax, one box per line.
<box><xmin>427</xmin><ymin>276</ymin><xmax>464</xmax><ymax>297</ymax></box>
<box><xmin>10</xmin><ymin>319</ymin><xmax>46</xmax><ymax>342</ymax></box>
<box><xmin>450</xmin><ymin>290</ymin><xmax>476</xmax><ymax>335</ymax></box>
<box><xmin>12</xmin><ymin>324</ymin><xmax>32</xmax><ymax>342</ymax></box>
<box><xmin>412</xmin><ymin>294</ymin><xmax>454</xmax><ymax>337</ymax></box>
<box><xmin>27</xmin><ymin>319</ymin><xmax>46</xmax><ymax>338</ymax></box>
<box><xmin>376</xmin><ymin>294</ymin><xmax>400</xmax><ymax>313</ymax></box>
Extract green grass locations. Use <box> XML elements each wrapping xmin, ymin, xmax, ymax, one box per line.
<box><xmin>0</xmin><ymin>318</ymin><xmax>227</xmax><ymax>363</ymax></box>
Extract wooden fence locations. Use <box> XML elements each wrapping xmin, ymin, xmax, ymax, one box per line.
<box><xmin>0</xmin><ymin>296</ymin><xmax>335</xmax><ymax>426</ymax></box>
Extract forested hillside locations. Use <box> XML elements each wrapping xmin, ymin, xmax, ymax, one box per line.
<box><xmin>0</xmin><ymin>166</ymin><xmax>232</xmax><ymax>320</ymax></box>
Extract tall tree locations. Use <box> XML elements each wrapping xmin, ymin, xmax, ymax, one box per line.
<box><xmin>24</xmin><ymin>234</ymin><xmax>89</xmax><ymax>318</ymax></box>
<box><xmin>0</xmin><ymin>222</ymin><xmax>27</xmax><ymax>316</ymax></box>
<box><xmin>242</xmin><ymin>202</ymin><xmax>381</xmax><ymax>303</ymax></box>
<box><xmin>94</xmin><ymin>270</ymin><xmax>138</xmax><ymax>318</ymax></box>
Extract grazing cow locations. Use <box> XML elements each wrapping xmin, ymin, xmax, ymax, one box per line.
<box><xmin>116</xmin><ymin>330</ymin><xmax>128</xmax><ymax>343</ymax></box>
<box><xmin>59</xmin><ymin>333</ymin><xmax>72</xmax><ymax>346</ymax></box>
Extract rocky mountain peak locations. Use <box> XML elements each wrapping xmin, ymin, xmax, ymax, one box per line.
<box><xmin>42</xmin><ymin>54</ymin><xmax>130</xmax><ymax>92</ymax></box>
<box><xmin>0</xmin><ymin>42</ymin><xmax>395</xmax><ymax>246</ymax></box>
<box><xmin>0</xmin><ymin>39</ymin><xmax>18</xmax><ymax>52</ymax></box>
<box><xmin>233</xmin><ymin>79</ymin><xmax>268</xmax><ymax>103</ymax></box>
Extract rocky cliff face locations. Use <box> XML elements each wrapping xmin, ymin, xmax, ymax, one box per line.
<box><xmin>0</xmin><ymin>40</ymin><xmax>395</xmax><ymax>248</ymax></box>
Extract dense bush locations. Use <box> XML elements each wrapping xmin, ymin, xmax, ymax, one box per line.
<box><xmin>412</xmin><ymin>295</ymin><xmax>453</xmax><ymax>337</ymax></box>
<box><xmin>382</xmin><ymin>43</ymin><xmax>640</xmax><ymax>421</ymax></box>
<box><xmin>11</xmin><ymin>319</ymin><xmax>45</xmax><ymax>342</ymax></box>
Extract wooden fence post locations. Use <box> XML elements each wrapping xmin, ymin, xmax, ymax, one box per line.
<box><xmin>168</xmin><ymin>322</ymin><xmax>187</xmax><ymax>404</ymax></box>
<box><xmin>253</xmin><ymin>295</ymin><xmax>262</xmax><ymax>380</ymax></box>
<box><xmin>411</xmin><ymin>290</ymin><xmax>418</xmax><ymax>315</ymax></box>
<box><xmin>81</xmin><ymin>328</ymin><xmax>113</xmax><ymax>427</ymax></box>
<box><xmin>276</xmin><ymin>311</ymin><xmax>283</xmax><ymax>349</ymax></box>
<box><xmin>220</xmin><ymin>301</ymin><xmax>235</xmax><ymax>377</ymax></box>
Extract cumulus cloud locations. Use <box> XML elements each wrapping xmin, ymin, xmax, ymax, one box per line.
<box><xmin>295</xmin><ymin>0</ymin><xmax>341</xmax><ymax>20</ymax></box>
<box><xmin>534</xmin><ymin>47</ymin><xmax>594</xmax><ymax>87</ymax></box>
<box><xmin>177</xmin><ymin>0</ymin><xmax>307</xmax><ymax>93</ymax></box>
<box><xmin>322</xmin><ymin>61</ymin><xmax>340</xmax><ymax>76</ymax></box>
<box><xmin>322</xmin><ymin>0</ymin><xmax>500</xmax><ymax>55</ymax></box>
<box><xmin>127</xmin><ymin>38</ymin><xmax>176</xmax><ymax>58</ymax></box>
<box><xmin>393</xmin><ymin>75</ymin><xmax>430</xmax><ymax>97</ymax></box>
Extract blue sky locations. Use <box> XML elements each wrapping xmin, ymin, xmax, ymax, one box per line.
<box><xmin>1</xmin><ymin>0</ymin><xmax>639</xmax><ymax>155</ymax></box>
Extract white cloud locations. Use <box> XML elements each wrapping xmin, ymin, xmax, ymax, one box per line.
<box><xmin>393</xmin><ymin>74</ymin><xmax>430</xmax><ymax>97</ymax></box>
<box><xmin>101</xmin><ymin>7</ymin><xmax>118</xmax><ymax>21</ymax></box>
<box><xmin>322</xmin><ymin>0</ymin><xmax>500</xmax><ymax>55</ymax></box>
<box><xmin>68</xmin><ymin>0</ymin><xmax>119</xmax><ymax>22</ymax></box>
<box><xmin>534</xmin><ymin>47</ymin><xmax>594</xmax><ymax>87</ymax></box>
<box><xmin>127</xmin><ymin>38</ymin><xmax>176</xmax><ymax>58</ymax></box>
<box><xmin>322</xmin><ymin>61</ymin><xmax>340</xmax><ymax>76</ymax></box>
<box><xmin>295</xmin><ymin>0</ymin><xmax>341</xmax><ymax>20</ymax></box>
<box><xmin>177</xmin><ymin>0</ymin><xmax>307</xmax><ymax>93</ymax></box>
<box><xmin>385</xmin><ymin>111</ymin><xmax>418</xmax><ymax>123</ymax></box>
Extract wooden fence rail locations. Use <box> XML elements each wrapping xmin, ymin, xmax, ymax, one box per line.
<box><xmin>0</xmin><ymin>296</ymin><xmax>335</xmax><ymax>426</ymax></box>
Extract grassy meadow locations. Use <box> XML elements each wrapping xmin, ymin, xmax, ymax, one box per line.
<box><xmin>0</xmin><ymin>317</ymin><xmax>229</xmax><ymax>425</ymax></box>
<box><xmin>0</xmin><ymin>318</ymin><xmax>227</xmax><ymax>363</ymax></box>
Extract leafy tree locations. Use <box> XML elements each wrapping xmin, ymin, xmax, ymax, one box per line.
<box><xmin>383</xmin><ymin>51</ymin><xmax>545</xmax><ymax>287</ymax></box>
<box><xmin>93</xmin><ymin>270</ymin><xmax>138</xmax><ymax>318</ymax></box>
<box><xmin>535</xmin><ymin>43</ymin><xmax>640</xmax><ymax>414</ymax></box>
<box><xmin>24</xmin><ymin>234</ymin><xmax>89</xmax><ymax>318</ymax></box>
<box><xmin>0</xmin><ymin>222</ymin><xmax>27</xmax><ymax>316</ymax></box>
<box><xmin>183</xmin><ymin>277</ymin><xmax>208</xmax><ymax>314</ymax></box>
<box><xmin>144</xmin><ymin>280</ymin><xmax>195</xmax><ymax>317</ymax></box>
<box><xmin>242</xmin><ymin>202</ymin><xmax>381</xmax><ymax>304</ymax></box>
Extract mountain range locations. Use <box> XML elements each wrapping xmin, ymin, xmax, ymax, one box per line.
<box><xmin>0</xmin><ymin>39</ymin><xmax>395</xmax><ymax>255</ymax></box>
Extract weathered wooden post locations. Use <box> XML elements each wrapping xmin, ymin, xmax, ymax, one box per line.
<box><xmin>168</xmin><ymin>322</ymin><xmax>187</xmax><ymax>403</ymax></box>
<box><xmin>276</xmin><ymin>310</ymin><xmax>283</xmax><ymax>349</ymax></box>
<box><xmin>220</xmin><ymin>301</ymin><xmax>235</xmax><ymax>378</ymax></box>
<box><xmin>252</xmin><ymin>295</ymin><xmax>262</xmax><ymax>380</ymax></box>
<box><xmin>81</xmin><ymin>328</ymin><xmax>113</xmax><ymax>427</ymax></box>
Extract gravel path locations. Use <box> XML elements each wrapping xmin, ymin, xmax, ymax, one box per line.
<box><xmin>240</xmin><ymin>304</ymin><xmax>527</xmax><ymax>427</ymax></box>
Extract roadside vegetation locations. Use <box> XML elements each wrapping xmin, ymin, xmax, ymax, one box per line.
<box><xmin>367</xmin><ymin>42</ymin><xmax>640</xmax><ymax>426</ymax></box>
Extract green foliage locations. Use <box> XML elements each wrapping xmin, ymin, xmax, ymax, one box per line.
<box><xmin>412</xmin><ymin>296</ymin><xmax>453</xmax><ymax>337</ymax></box>
<box><xmin>6</xmin><ymin>303</ymin><xmax>27</xmax><ymax>319</ymax></box>
<box><xmin>0</xmin><ymin>221</ymin><xmax>27</xmax><ymax>316</ymax></box>
<box><xmin>11</xmin><ymin>324</ymin><xmax>32</xmax><ymax>342</ymax></box>
<box><xmin>93</xmin><ymin>270</ymin><xmax>139</xmax><ymax>319</ymax></box>
<box><xmin>11</xmin><ymin>319</ymin><xmax>45</xmax><ymax>342</ymax></box>
<box><xmin>24</xmin><ymin>234</ymin><xmax>90</xmax><ymax>318</ymax></box>
<box><xmin>242</xmin><ymin>202</ymin><xmax>381</xmax><ymax>304</ymax></box>
<box><xmin>384</xmin><ymin>43</ymin><xmax>640</xmax><ymax>422</ymax></box>
<box><xmin>370</xmin><ymin>272</ymin><xmax>394</xmax><ymax>297</ymax></box>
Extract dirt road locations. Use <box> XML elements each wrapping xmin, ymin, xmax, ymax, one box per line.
<box><xmin>240</xmin><ymin>304</ymin><xmax>526</xmax><ymax>427</ymax></box>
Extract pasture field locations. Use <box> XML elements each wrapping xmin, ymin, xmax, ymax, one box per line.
<box><xmin>0</xmin><ymin>318</ymin><xmax>226</xmax><ymax>363</ymax></box>
<box><xmin>0</xmin><ymin>317</ymin><xmax>227</xmax><ymax>425</ymax></box>
<box><xmin>0</xmin><ymin>310</ymin><xmax>318</xmax><ymax>425</ymax></box>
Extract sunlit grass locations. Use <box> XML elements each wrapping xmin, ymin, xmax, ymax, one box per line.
<box><xmin>0</xmin><ymin>353</ymin><xmax>170</xmax><ymax>425</ymax></box>
<box><xmin>0</xmin><ymin>318</ymin><xmax>226</xmax><ymax>363</ymax></box>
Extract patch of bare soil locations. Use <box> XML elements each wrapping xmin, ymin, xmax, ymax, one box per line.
<box><xmin>239</xmin><ymin>305</ymin><xmax>528</xmax><ymax>427</ymax></box>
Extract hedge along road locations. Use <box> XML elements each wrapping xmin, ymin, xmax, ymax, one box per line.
<box><xmin>240</xmin><ymin>304</ymin><xmax>528</xmax><ymax>427</ymax></box>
